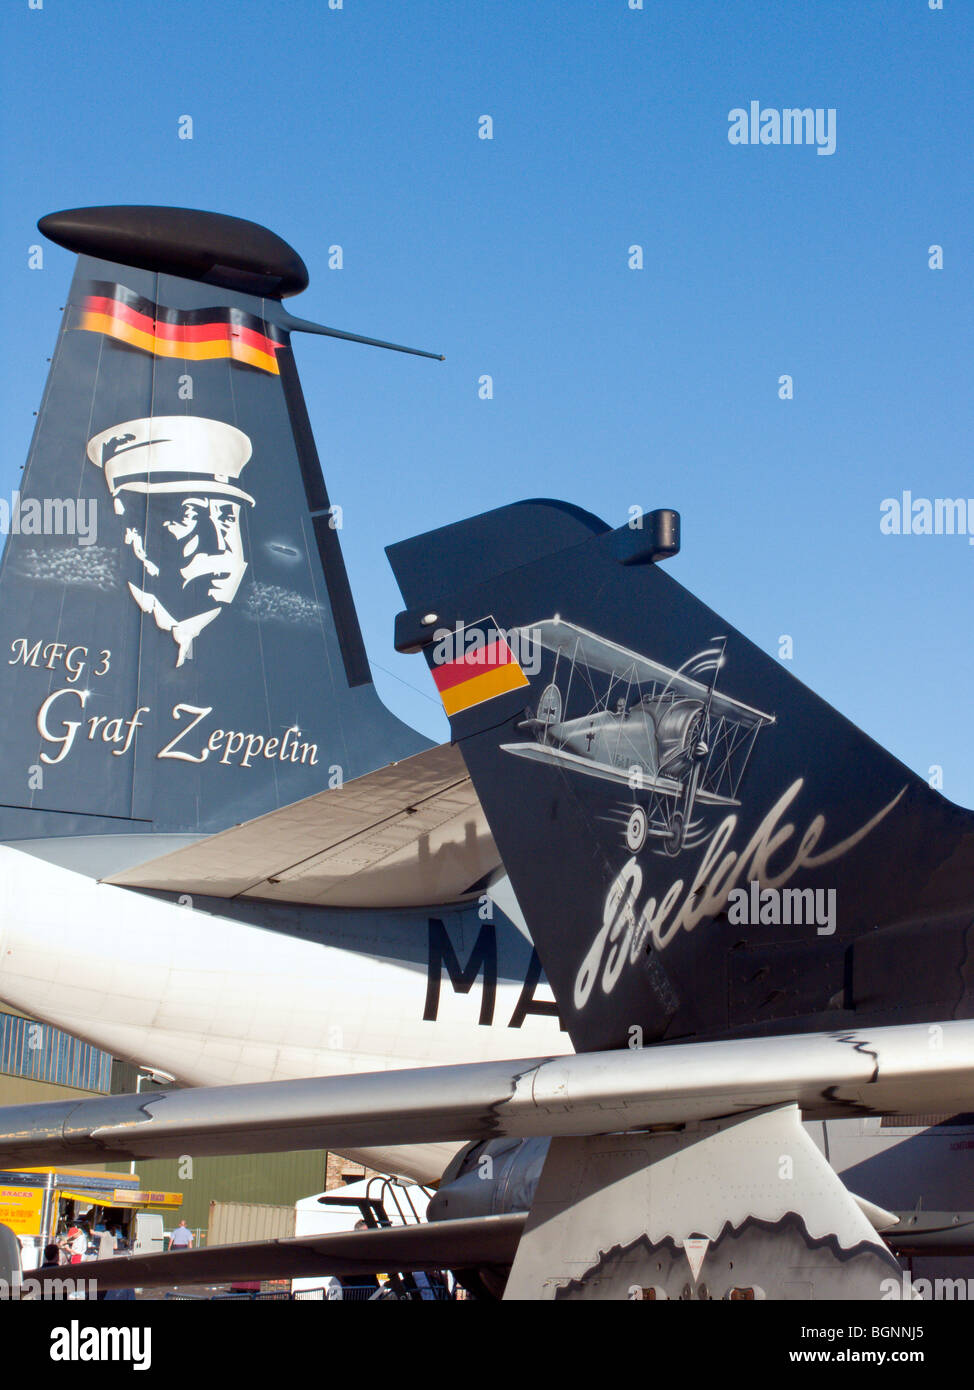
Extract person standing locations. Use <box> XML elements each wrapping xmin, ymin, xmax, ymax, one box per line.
<box><xmin>72</xmin><ymin>1223</ymin><xmax>90</xmax><ymax>1264</ymax></box>
<box><xmin>61</xmin><ymin>1224</ymin><xmax>88</xmax><ymax>1265</ymax></box>
<box><xmin>169</xmin><ymin>1220</ymin><xmax>193</xmax><ymax>1252</ymax></box>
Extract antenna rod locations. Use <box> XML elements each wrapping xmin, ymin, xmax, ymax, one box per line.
<box><xmin>278</xmin><ymin>310</ymin><xmax>445</xmax><ymax>361</ymax></box>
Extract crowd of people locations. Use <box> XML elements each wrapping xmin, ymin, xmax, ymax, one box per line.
<box><xmin>25</xmin><ymin>1219</ymin><xmax>135</xmax><ymax>1301</ymax></box>
<box><xmin>48</xmin><ymin>1218</ymin><xmax>129</xmax><ymax>1266</ymax></box>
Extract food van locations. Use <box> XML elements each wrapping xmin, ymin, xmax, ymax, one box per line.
<box><xmin>0</xmin><ymin>1166</ymin><xmax>182</xmax><ymax>1270</ymax></box>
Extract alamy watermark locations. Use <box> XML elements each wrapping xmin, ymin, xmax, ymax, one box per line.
<box><xmin>880</xmin><ymin>493</ymin><xmax>974</xmax><ymax>543</ymax></box>
<box><xmin>0</xmin><ymin>493</ymin><xmax>97</xmax><ymax>545</ymax></box>
<box><xmin>50</xmin><ymin>1318</ymin><xmax>151</xmax><ymax>1370</ymax></box>
<box><xmin>882</xmin><ymin>1273</ymin><xmax>974</xmax><ymax>1301</ymax></box>
<box><xmin>726</xmin><ymin>880</ymin><xmax>836</xmax><ymax>936</ymax></box>
<box><xmin>0</xmin><ymin>1271</ymin><xmax>97</xmax><ymax>1300</ymax></box>
<box><xmin>431</xmin><ymin>622</ymin><xmax>542</xmax><ymax>676</ymax></box>
<box><xmin>728</xmin><ymin>102</ymin><xmax>836</xmax><ymax>157</ymax></box>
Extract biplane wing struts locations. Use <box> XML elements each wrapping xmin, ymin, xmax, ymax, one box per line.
<box><xmin>527</xmin><ymin>617</ymin><xmax>775</xmax><ymax>727</ymax></box>
<box><xmin>500</xmin><ymin>617</ymin><xmax>774</xmax><ymax>855</ymax></box>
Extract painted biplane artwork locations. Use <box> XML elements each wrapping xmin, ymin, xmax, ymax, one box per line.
<box><xmin>501</xmin><ymin>618</ymin><xmax>775</xmax><ymax>857</ymax></box>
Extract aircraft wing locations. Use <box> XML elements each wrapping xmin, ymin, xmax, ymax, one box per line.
<box><xmin>500</xmin><ymin>743</ymin><xmax>744</xmax><ymax>805</ymax></box>
<box><xmin>500</xmin><ymin>741</ymin><xmax>684</xmax><ymax>793</ymax></box>
<box><xmin>529</xmin><ymin>618</ymin><xmax>773</xmax><ymax>726</ymax></box>
<box><xmin>3</xmin><ymin>1020</ymin><xmax>974</xmax><ymax>1169</ymax></box>
<box><xmin>105</xmin><ymin>743</ymin><xmax>499</xmax><ymax>908</ymax></box>
<box><xmin>76</xmin><ymin>1215</ymin><xmax>526</xmax><ymax>1291</ymax></box>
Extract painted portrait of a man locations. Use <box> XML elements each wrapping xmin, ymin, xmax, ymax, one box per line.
<box><xmin>87</xmin><ymin>415</ymin><xmax>254</xmax><ymax>667</ymax></box>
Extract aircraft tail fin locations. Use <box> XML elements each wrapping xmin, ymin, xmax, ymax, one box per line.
<box><xmin>0</xmin><ymin>206</ymin><xmax>437</xmax><ymax>848</ymax></box>
<box><xmin>389</xmin><ymin>501</ymin><xmax>974</xmax><ymax>1052</ymax></box>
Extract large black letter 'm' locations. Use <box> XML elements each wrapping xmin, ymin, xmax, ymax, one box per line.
<box><xmin>424</xmin><ymin>918</ymin><xmax>497</xmax><ymax>1026</ymax></box>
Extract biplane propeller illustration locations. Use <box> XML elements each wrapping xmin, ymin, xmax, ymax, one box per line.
<box><xmin>504</xmin><ymin>620</ymin><xmax>774</xmax><ymax>855</ymax></box>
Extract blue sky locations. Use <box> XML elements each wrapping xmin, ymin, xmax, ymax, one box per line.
<box><xmin>1</xmin><ymin>1</ymin><xmax>972</xmax><ymax>799</ymax></box>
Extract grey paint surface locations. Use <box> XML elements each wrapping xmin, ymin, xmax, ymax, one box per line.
<box><xmin>504</xmin><ymin>1108</ymin><xmax>902</xmax><ymax>1300</ymax></box>
<box><xmin>3</xmin><ymin>1019</ymin><xmax>974</xmax><ymax>1169</ymax></box>
<box><xmin>86</xmin><ymin>1213</ymin><xmax>524</xmax><ymax>1289</ymax></box>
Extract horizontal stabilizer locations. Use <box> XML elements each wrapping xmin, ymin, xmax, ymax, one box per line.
<box><xmin>2</xmin><ymin>1019</ymin><xmax>973</xmax><ymax>1168</ymax></box>
<box><xmin>106</xmin><ymin>742</ymin><xmax>497</xmax><ymax>907</ymax></box>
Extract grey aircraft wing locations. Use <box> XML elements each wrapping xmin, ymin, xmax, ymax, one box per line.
<box><xmin>63</xmin><ymin>1214</ymin><xmax>525</xmax><ymax>1291</ymax></box>
<box><xmin>3</xmin><ymin>1019</ymin><xmax>974</xmax><ymax>1169</ymax></box>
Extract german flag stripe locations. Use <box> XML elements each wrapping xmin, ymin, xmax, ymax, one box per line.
<box><xmin>431</xmin><ymin>637</ymin><xmax>523</xmax><ymax>693</ymax></box>
<box><xmin>80</xmin><ymin>311</ymin><xmax>281</xmax><ymax>373</ymax></box>
<box><xmin>431</xmin><ymin>635</ymin><xmax>530</xmax><ymax>715</ymax></box>
<box><xmin>84</xmin><ymin>281</ymin><xmax>287</xmax><ymax>336</ymax></box>
<box><xmin>82</xmin><ymin>296</ymin><xmax>279</xmax><ymax>354</ymax></box>
<box><xmin>75</xmin><ymin>282</ymin><xmax>286</xmax><ymax>375</ymax></box>
<box><xmin>438</xmin><ymin>662</ymin><xmax>529</xmax><ymax>716</ymax></box>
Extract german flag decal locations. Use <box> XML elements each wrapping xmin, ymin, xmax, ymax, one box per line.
<box><xmin>431</xmin><ymin>624</ymin><xmax>530</xmax><ymax>717</ymax></box>
<box><xmin>77</xmin><ymin>282</ymin><xmax>286</xmax><ymax>375</ymax></box>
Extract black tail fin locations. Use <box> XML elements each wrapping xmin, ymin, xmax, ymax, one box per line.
<box><xmin>389</xmin><ymin>501</ymin><xmax>974</xmax><ymax>1052</ymax></box>
<box><xmin>0</xmin><ymin>206</ymin><xmax>436</xmax><ymax>846</ymax></box>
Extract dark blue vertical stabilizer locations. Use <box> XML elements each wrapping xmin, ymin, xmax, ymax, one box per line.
<box><xmin>0</xmin><ymin>207</ymin><xmax>433</xmax><ymax>849</ymax></box>
<box><xmin>389</xmin><ymin>501</ymin><xmax>974</xmax><ymax>1052</ymax></box>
